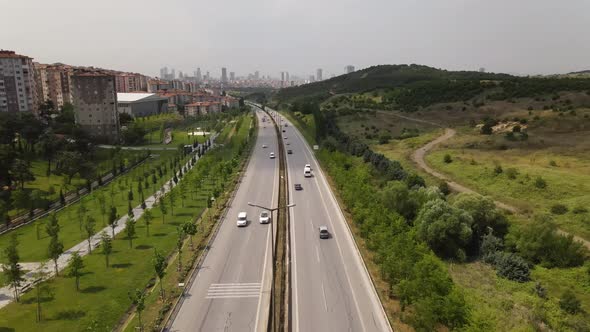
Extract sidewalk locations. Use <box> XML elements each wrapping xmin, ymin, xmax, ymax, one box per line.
<box><xmin>0</xmin><ymin>135</ymin><xmax>217</xmax><ymax>309</ymax></box>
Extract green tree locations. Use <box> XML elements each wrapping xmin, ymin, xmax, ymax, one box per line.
<box><xmin>128</xmin><ymin>289</ymin><xmax>146</xmax><ymax>331</ymax></box>
<box><xmin>143</xmin><ymin>209</ymin><xmax>153</xmax><ymax>236</ymax></box>
<box><xmin>100</xmin><ymin>231</ymin><xmax>113</xmax><ymax>268</ymax></box>
<box><xmin>2</xmin><ymin>234</ymin><xmax>24</xmax><ymax>301</ymax></box>
<box><xmin>559</xmin><ymin>289</ymin><xmax>582</xmax><ymax>314</ymax></box>
<box><xmin>45</xmin><ymin>212</ymin><xmax>60</xmax><ymax>238</ymax></box>
<box><xmin>180</xmin><ymin>183</ymin><xmax>187</xmax><ymax>207</ymax></box>
<box><xmin>47</xmin><ymin>235</ymin><xmax>64</xmax><ymax>276</ymax></box>
<box><xmin>10</xmin><ymin>158</ymin><xmax>35</xmax><ymax>189</ymax></box>
<box><xmin>84</xmin><ymin>216</ymin><xmax>96</xmax><ymax>253</ymax></box>
<box><xmin>77</xmin><ymin>200</ymin><xmax>88</xmax><ymax>232</ymax></box>
<box><xmin>32</xmin><ymin>262</ymin><xmax>51</xmax><ymax>322</ymax></box>
<box><xmin>97</xmin><ymin>192</ymin><xmax>107</xmax><ymax>225</ymax></box>
<box><xmin>108</xmin><ymin>206</ymin><xmax>118</xmax><ymax>238</ymax></box>
<box><xmin>415</xmin><ymin>199</ymin><xmax>473</xmax><ymax>260</ymax></box>
<box><xmin>182</xmin><ymin>221</ymin><xmax>198</xmax><ymax>251</ymax></box>
<box><xmin>0</xmin><ymin>200</ymin><xmax>9</xmax><ymax>228</ymax></box>
<box><xmin>67</xmin><ymin>251</ymin><xmax>84</xmax><ymax>292</ymax></box>
<box><xmin>176</xmin><ymin>227</ymin><xmax>184</xmax><ymax>271</ymax></box>
<box><xmin>153</xmin><ymin>249</ymin><xmax>166</xmax><ymax>299</ymax></box>
<box><xmin>11</xmin><ymin>189</ymin><xmax>30</xmax><ymax>214</ymax></box>
<box><xmin>159</xmin><ymin>197</ymin><xmax>168</xmax><ymax>223</ymax></box>
<box><xmin>125</xmin><ymin>218</ymin><xmax>136</xmax><ymax>249</ymax></box>
<box><xmin>169</xmin><ymin>191</ymin><xmax>176</xmax><ymax>216</ymax></box>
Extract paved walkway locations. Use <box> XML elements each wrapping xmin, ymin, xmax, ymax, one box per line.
<box><xmin>410</xmin><ymin>125</ymin><xmax>590</xmax><ymax>250</ymax></box>
<box><xmin>0</xmin><ymin>135</ymin><xmax>217</xmax><ymax>308</ymax></box>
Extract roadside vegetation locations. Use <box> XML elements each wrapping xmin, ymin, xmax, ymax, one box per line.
<box><xmin>0</xmin><ymin>111</ymin><xmax>254</xmax><ymax>331</ymax></box>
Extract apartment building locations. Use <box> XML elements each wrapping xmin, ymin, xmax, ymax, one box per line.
<box><xmin>114</xmin><ymin>73</ymin><xmax>148</xmax><ymax>93</ymax></box>
<box><xmin>34</xmin><ymin>63</ymin><xmax>74</xmax><ymax>109</ymax></box>
<box><xmin>71</xmin><ymin>70</ymin><xmax>119</xmax><ymax>142</ymax></box>
<box><xmin>0</xmin><ymin>50</ymin><xmax>37</xmax><ymax>113</ymax></box>
<box><xmin>185</xmin><ymin>101</ymin><xmax>221</xmax><ymax>116</ymax></box>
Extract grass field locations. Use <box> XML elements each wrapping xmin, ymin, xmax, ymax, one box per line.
<box><xmin>0</xmin><ymin>114</ymin><xmax>253</xmax><ymax>332</ymax></box>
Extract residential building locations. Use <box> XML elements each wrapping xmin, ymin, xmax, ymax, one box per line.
<box><xmin>117</xmin><ymin>93</ymin><xmax>168</xmax><ymax>117</ymax></box>
<box><xmin>316</xmin><ymin>68</ymin><xmax>323</xmax><ymax>81</ymax></box>
<box><xmin>345</xmin><ymin>65</ymin><xmax>355</xmax><ymax>74</ymax></box>
<box><xmin>0</xmin><ymin>50</ymin><xmax>38</xmax><ymax>113</ymax></box>
<box><xmin>229</xmin><ymin>72</ymin><xmax>235</xmax><ymax>82</ymax></box>
<box><xmin>114</xmin><ymin>73</ymin><xmax>146</xmax><ymax>93</ymax></box>
<box><xmin>71</xmin><ymin>70</ymin><xmax>119</xmax><ymax>142</ymax></box>
<box><xmin>148</xmin><ymin>79</ymin><xmax>170</xmax><ymax>92</ymax></box>
<box><xmin>34</xmin><ymin>63</ymin><xmax>75</xmax><ymax>110</ymax></box>
<box><xmin>254</xmin><ymin>71</ymin><xmax>259</xmax><ymax>80</ymax></box>
<box><xmin>185</xmin><ymin>101</ymin><xmax>221</xmax><ymax>116</ymax></box>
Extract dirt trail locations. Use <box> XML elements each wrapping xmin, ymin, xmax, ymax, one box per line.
<box><xmin>410</xmin><ymin>125</ymin><xmax>590</xmax><ymax>250</ymax></box>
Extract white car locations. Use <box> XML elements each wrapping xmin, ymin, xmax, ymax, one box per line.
<box><xmin>237</xmin><ymin>212</ymin><xmax>247</xmax><ymax>227</ymax></box>
<box><xmin>270</xmin><ymin>152</ymin><xmax>275</xmax><ymax>159</ymax></box>
<box><xmin>262</xmin><ymin>144</ymin><xmax>267</xmax><ymax>148</ymax></box>
<box><xmin>304</xmin><ymin>164</ymin><xmax>312</xmax><ymax>177</ymax></box>
<box><xmin>305</xmin><ymin>164</ymin><xmax>312</xmax><ymax>170</ymax></box>
<box><xmin>259</xmin><ymin>210</ymin><xmax>271</xmax><ymax>224</ymax></box>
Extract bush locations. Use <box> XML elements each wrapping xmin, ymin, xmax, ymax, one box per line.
<box><xmin>505</xmin><ymin>167</ymin><xmax>519</xmax><ymax>179</ymax></box>
<box><xmin>404</xmin><ymin>173</ymin><xmax>426</xmax><ymax>189</ymax></box>
<box><xmin>572</xmin><ymin>206</ymin><xmax>588</xmax><ymax>214</ymax></box>
<box><xmin>549</xmin><ymin>160</ymin><xmax>557</xmax><ymax>167</ymax></box>
<box><xmin>494</xmin><ymin>252</ymin><xmax>530</xmax><ymax>282</ymax></box>
<box><xmin>559</xmin><ymin>290</ymin><xmax>582</xmax><ymax>314</ymax></box>
<box><xmin>438</xmin><ymin>181</ymin><xmax>450</xmax><ymax>196</ymax></box>
<box><xmin>550</xmin><ymin>204</ymin><xmax>568</xmax><ymax>215</ymax></box>
<box><xmin>493</xmin><ymin>165</ymin><xmax>503</xmax><ymax>175</ymax></box>
<box><xmin>444</xmin><ymin>154</ymin><xmax>453</xmax><ymax>163</ymax></box>
<box><xmin>534</xmin><ymin>177</ymin><xmax>547</xmax><ymax>189</ymax></box>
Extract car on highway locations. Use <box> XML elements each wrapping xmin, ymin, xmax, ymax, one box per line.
<box><xmin>319</xmin><ymin>226</ymin><xmax>329</xmax><ymax>239</ymax></box>
<box><xmin>286</xmin><ymin>142</ymin><xmax>290</xmax><ymax>145</ymax></box>
<box><xmin>283</xmin><ymin>136</ymin><xmax>287</xmax><ymax>139</ymax></box>
<box><xmin>259</xmin><ymin>210</ymin><xmax>271</xmax><ymax>224</ymax></box>
<box><xmin>287</xmin><ymin>149</ymin><xmax>293</xmax><ymax>154</ymax></box>
<box><xmin>304</xmin><ymin>164</ymin><xmax>312</xmax><ymax>177</ymax></box>
<box><xmin>262</xmin><ymin>144</ymin><xmax>267</xmax><ymax>148</ymax></box>
<box><xmin>237</xmin><ymin>212</ymin><xmax>248</xmax><ymax>227</ymax></box>
<box><xmin>305</xmin><ymin>164</ymin><xmax>312</xmax><ymax>170</ymax></box>
<box><xmin>285</xmin><ymin>123</ymin><xmax>288</xmax><ymax>127</ymax></box>
<box><xmin>294</xmin><ymin>183</ymin><xmax>302</xmax><ymax>190</ymax></box>
<box><xmin>282</xmin><ymin>129</ymin><xmax>286</xmax><ymax>132</ymax></box>
<box><xmin>269</xmin><ymin>152</ymin><xmax>275</xmax><ymax>159</ymax></box>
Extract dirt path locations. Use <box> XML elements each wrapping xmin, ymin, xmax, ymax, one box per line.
<box><xmin>411</xmin><ymin>126</ymin><xmax>590</xmax><ymax>250</ymax></box>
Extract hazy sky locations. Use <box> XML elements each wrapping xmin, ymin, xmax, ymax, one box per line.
<box><xmin>2</xmin><ymin>0</ymin><xmax>589</xmax><ymax>78</ymax></box>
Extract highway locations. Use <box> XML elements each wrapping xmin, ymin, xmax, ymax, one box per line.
<box><xmin>267</xmin><ymin>107</ymin><xmax>392</xmax><ymax>332</ymax></box>
<box><xmin>168</xmin><ymin>110</ymin><xmax>278</xmax><ymax>331</ymax></box>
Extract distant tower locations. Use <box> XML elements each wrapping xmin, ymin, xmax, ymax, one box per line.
<box><xmin>479</xmin><ymin>67</ymin><xmax>486</xmax><ymax>73</ymax></box>
<box><xmin>196</xmin><ymin>68</ymin><xmax>202</xmax><ymax>82</ymax></box>
<box><xmin>255</xmin><ymin>71</ymin><xmax>260</xmax><ymax>80</ymax></box>
<box><xmin>206</xmin><ymin>71</ymin><xmax>210</xmax><ymax>79</ymax></box>
<box><xmin>345</xmin><ymin>65</ymin><xmax>355</xmax><ymax>74</ymax></box>
<box><xmin>281</xmin><ymin>72</ymin><xmax>285</xmax><ymax>82</ymax></box>
<box><xmin>230</xmin><ymin>72</ymin><xmax>235</xmax><ymax>81</ymax></box>
<box><xmin>170</xmin><ymin>68</ymin><xmax>176</xmax><ymax>79</ymax></box>
<box><xmin>286</xmin><ymin>72</ymin><xmax>290</xmax><ymax>82</ymax></box>
<box><xmin>178</xmin><ymin>71</ymin><xmax>184</xmax><ymax>79</ymax></box>
<box><xmin>316</xmin><ymin>68</ymin><xmax>323</xmax><ymax>81</ymax></box>
<box><xmin>221</xmin><ymin>67</ymin><xmax>228</xmax><ymax>83</ymax></box>
<box><xmin>160</xmin><ymin>67</ymin><xmax>168</xmax><ymax>79</ymax></box>
<box><xmin>309</xmin><ymin>75</ymin><xmax>315</xmax><ymax>82</ymax></box>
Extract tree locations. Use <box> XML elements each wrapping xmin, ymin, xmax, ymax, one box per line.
<box><xmin>38</xmin><ymin>129</ymin><xmax>60</xmax><ymax>176</ymax></box>
<box><xmin>84</xmin><ymin>216</ymin><xmax>96</xmax><ymax>253</ymax></box>
<box><xmin>128</xmin><ymin>201</ymin><xmax>134</xmax><ymax>218</ymax></box>
<box><xmin>182</xmin><ymin>221</ymin><xmax>198</xmax><ymax>251</ymax></box>
<box><xmin>143</xmin><ymin>209</ymin><xmax>153</xmax><ymax>236</ymax></box>
<box><xmin>55</xmin><ymin>151</ymin><xmax>95</xmax><ymax>184</ymax></box>
<box><xmin>443</xmin><ymin>154</ymin><xmax>453</xmax><ymax>163</ymax></box>
<box><xmin>45</xmin><ymin>212</ymin><xmax>60</xmax><ymax>238</ymax></box>
<box><xmin>159</xmin><ymin>197</ymin><xmax>168</xmax><ymax>223</ymax></box>
<box><xmin>128</xmin><ymin>188</ymin><xmax>134</xmax><ymax>201</ymax></box>
<box><xmin>67</xmin><ymin>251</ymin><xmax>84</xmax><ymax>292</ymax></box>
<box><xmin>128</xmin><ymin>289</ymin><xmax>146</xmax><ymax>331</ymax></box>
<box><xmin>176</xmin><ymin>227</ymin><xmax>184</xmax><ymax>271</ymax></box>
<box><xmin>125</xmin><ymin>218</ymin><xmax>136</xmax><ymax>249</ymax></box>
<box><xmin>32</xmin><ymin>262</ymin><xmax>51</xmax><ymax>322</ymax></box>
<box><xmin>10</xmin><ymin>158</ymin><xmax>35</xmax><ymax>189</ymax></box>
<box><xmin>97</xmin><ymin>192</ymin><xmax>107</xmax><ymax>225</ymax></box>
<box><xmin>415</xmin><ymin>199</ymin><xmax>473</xmax><ymax>260</ymax></box>
<box><xmin>0</xmin><ymin>200</ymin><xmax>9</xmax><ymax>228</ymax></box>
<box><xmin>494</xmin><ymin>252</ymin><xmax>530</xmax><ymax>282</ymax></box>
<box><xmin>47</xmin><ymin>235</ymin><xmax>64</xmax><ymax>276</ymax></box>
<box><xmin>2</xmin><ymin>234</ymin><xmax>24</xmax><ymax>301</ymax></box>
<box><xmin>77</xmin><ymin>201</ymin><xmax>88</xmax><ymax>232</ymax></box>
<box><xmin>100</xmin><ymin>231</ymin><xmax>112</xmax><ymax>268</ymax></box>
<box><xmin>153</xmin><ymin>249</ymin><xmax>166</xmax><ymax>299</ymax></box>
<box><xmin>11</xmin><ymin>189</ymin><xmax>30</xmax><ymax>215</ymax></box>
<box><xmin>59</xmin><ymin>188</ymin><xmax>66</xmax><ymax>205</ymax></box>
<box><xmin>180</xmin><ymin>183</ymin><xmax>187</xmax><ymax>207</ymax></box>
<box><xmin>559</xmin><ymin>289</ymin><xmax>582</xmax><ymax>314</ymax></box>
<box><xmin>108</xmin><ymin>206</ymin><xmax>118</xmax><ymax>238</ymax></box>
<box><xmin>169</xmin><ymin>191</ymin><xmax>176</xmax><ymax>216</ymax></box>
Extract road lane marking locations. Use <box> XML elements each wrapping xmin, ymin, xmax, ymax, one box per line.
<box><xmin>206</xmin><ymin>283</ymin><xmax>261</xmax><ymax>299</ymax></box>
<box><xmin>321</xmin><ymin>282</ymin><xmax>328</xmax><ymax>312</ymax></box>
<box><xmin>316</xmin><ymin>246</ymin><xmax>320</xmax><ymax>263</ymax></box>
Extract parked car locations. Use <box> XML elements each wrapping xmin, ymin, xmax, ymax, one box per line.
<box><xmin>294</xmin><ymin>183</ymin><xmax>302</xmax><ymax>190</ymax></box>
<box><xmin>319</xmin><ymin>226</ymin><xmax>329</xmax><ymax>239</ymax></box>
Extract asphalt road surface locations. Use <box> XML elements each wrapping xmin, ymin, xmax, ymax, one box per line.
<box><xmin>168</xmin><ymin>110</ymin><xmax>278</xmax><ymax>331</ymax></box>
<box><xmin>268</xmin><ymin>107</ymin><xmax>392</xmax><ymax>332</ymax></box>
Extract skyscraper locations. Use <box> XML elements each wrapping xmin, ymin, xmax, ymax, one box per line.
<box><xmin>221</xmin><ymin>67</ymin><xmax>228</xmax><ymax>83</ymax></box>
<box><xmin>281</xmin><ymin>71</ymin><xmax>285</xmax><ymax>82</ymax></box>
<box><xmin>286</xmin><ymin>72</ymin><xmax>290</xmax><ymax>82</ymax></box>
<box><xmin>254</xmin><ymin>71</ymin><xmax>259</xmax><ymax>80</ymax></box>
<box><xmin>345</xmin><ymin>65</ymin><xmax>355</xmax><ymax>74</ymax></box>
<box><xmin>160</xmin><ymin>67</ymin><xmax>168</xmax><ymax>79</ymax></box>
<box><xmin>196</xmin><ymin>68</ymin><xmax>202</xmax><ymax>82</ymax></box>
<box><xmin>230</xmin><ymin>72</ymin><xmax>235</xmax><ymax>81</ymax></box>
<box><xmin>170</xmin><ymin>68</ymin><xmax>176</xmax><ymax>80</ymax></box>
<box><xmin>316</xmin><ymin>68</ymin><xmax>323</xmax><ymax>81</ymax></box>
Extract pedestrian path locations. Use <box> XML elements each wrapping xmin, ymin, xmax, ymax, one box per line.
<box><xmin>0</xmin><ymin>136</ymin><xmax>217</xmax><ymax>309</ymax></box>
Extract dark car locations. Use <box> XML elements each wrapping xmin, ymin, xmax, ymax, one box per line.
<box><xmin>294</xmin><ymin>183</ymin><xmax>302</xmax><ymax>190</ymax></box>
<box><xmin>287</xmin><ymin>149</ymin><xmax>293</xmax><ymax>154</ymax></box>
<box><xmin>282</xmin><ymin>129</ymin><xmax>286</xmax><ymax>132</ymax></box>
<box><xmin>319</xmin><ymin>226</ymin><xmax>329</xmax><ymax>239</ymax></box>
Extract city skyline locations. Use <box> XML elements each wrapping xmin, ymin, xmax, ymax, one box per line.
<box><xmin>3</xmin><ymin>0</ymin><xmax>589</xmax><ymax>77</ymax></box>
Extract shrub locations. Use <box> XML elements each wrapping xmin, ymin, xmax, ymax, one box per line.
<box><xmin>493</xmin><ymin>165</ymin><xmax>503</xmax><ymax>175</ymax></box>
<box><xmin>550</xmin><ymin>204</ymin><xmax>568</xmax><ymax>215</ymax></box>
<box><xmin>505</xmin><ymin>168</ymin><xmax>519</xmax><ymax>179</ymax></box>
<box><xmin>494</xmin><ymin>252</ymin><xmax>530</xmax><ymax>282</ymax></box>
<box><xmin>534</xmin><ymin>177</ymin><xmax>547</xmax><ymax>189</ymax></box>
<box><xmin>438</xmin><ymin>181</ymin><xmax>450</xmax><ymax>196</ymax></box>
<box><xmin>549</xmin><ymin>160</ymin><xmax>557</xmax><ymax>167</ymax></box>
<box><xmin>559</xmin><ymin>290</ymin><xmax>582</xmax><ymax>314</ymax></box>
<box><xmin>512</xmin><ymin>125</ymin><xmax>521</xmax><ymax>132</ymax></box>
<box><xmin>404</xmin><ymin>173</ymin><xmax>426</xmax><ymax>189</ymax></box>
<box><xmin>533</xmin><ymin>282</ymin><xmax>547</xmax><ymax>299</ymax></box>
<box><xmin>444</xmin><ymin>154</ymin><xmax>453</xmax><ymax>164</ymax></box>
<box><xmin>572</xmin><ymin>206</ymin><xmax>588</xmax><ymax>214</ymax></box>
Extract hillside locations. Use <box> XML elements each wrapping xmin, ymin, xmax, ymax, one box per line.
<box><xmin>274</xmin><ymin>64</ymin><xmax>590</xmax><ymax>112</ymax></box>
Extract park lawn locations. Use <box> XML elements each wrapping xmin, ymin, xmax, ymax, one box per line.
<box><xmin>0</xmin><ymin>151</ymin><xmax>181</xmax><ymax>263</ymax></box>
<box><xmin>425</xmin><ymin>145</ymin><xmax>590</xmax><ymax>241</ymax></box>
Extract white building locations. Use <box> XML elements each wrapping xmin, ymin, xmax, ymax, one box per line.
<box><xmin>0</xmin><ymin>50</ymin><xmax>38</xmax><ymax>113</ymax></box>
<box><xmin>117</xmin><ymin>93</ymin><xmax>168</xmax><ymax>117</ymax></box>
